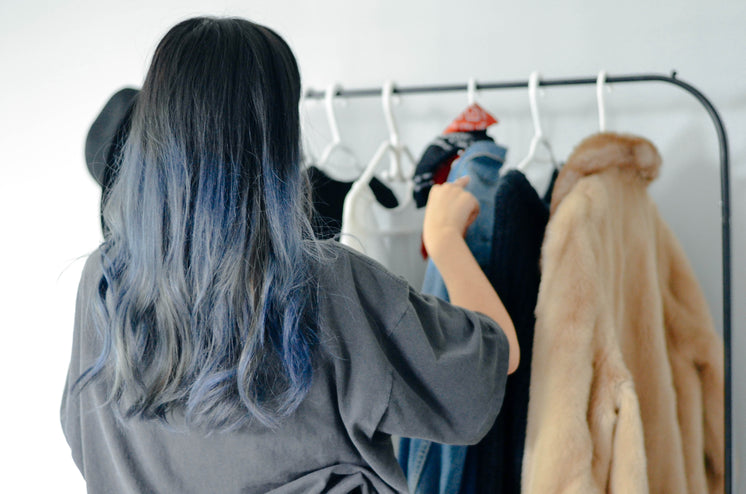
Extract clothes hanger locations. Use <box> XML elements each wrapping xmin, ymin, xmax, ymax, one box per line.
<box><xmin>465</xmin><ymin>76</ymin><xmax>499</xmax><ymax>124</ymax></box>
<box><xmin>340</xmin><ymin>81</ymin><xmax>419</xmax><ymax>249</ymax></box>
<box><xmin>596</xmin><ymin>70</ymin><xmax>609</xmax><ymax>132</ymax></box>
<box><xmin>467</xmin><ymin>77</ymin><xmax>478</xmax><ymax>106</ymax></box>
<box><xmin>317</xmin><ymin>83</ymin><xmax>360</xmax><ymax>180</ymax></box>
<box><xmin>346</xmin><ymin>80</ymin><xmax>417</xmax><ymax>216</ymax></box>
<box><xmin>443</xmin><ymin>77</ymin><xmax>498</xmax><ymax>134</ymax></box>
<box><xmin>515</xmin><ymin>71</ymin><xmax>557</xmax><ymax>173</ymax></box>
<box><xmin>299</xmin><ymin>86</ymin><xmax>317</xmax><ymax>167</ymax></box>
<box><xmin>378</xmin><ymin>80</ymin><xmax>417</xmax><ymax>183</ymax></box>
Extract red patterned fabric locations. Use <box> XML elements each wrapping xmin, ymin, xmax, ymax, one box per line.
<box><xmin>444</xmin><ymin>103</ymin><xmax>498</xmax><ymax>134</ymax></box>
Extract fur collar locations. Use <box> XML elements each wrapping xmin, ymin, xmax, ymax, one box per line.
<box><xmin>550</xmin><ymin>132</ymin><xmax>662</xmax><ymax>214</ymax></box>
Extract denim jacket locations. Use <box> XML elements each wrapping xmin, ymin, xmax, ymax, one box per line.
<box><xmin>421</xmin><ymin>140</ymin><xmax>507</xmax><ymax>300</ymax></box>
<box><xmin>400</xmin><ymin>140</ymin><xmax>506</xmax><ymax>494</ymax></box>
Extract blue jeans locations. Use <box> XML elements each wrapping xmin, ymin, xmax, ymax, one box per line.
<box><xmin>400</xmin><ymin>140</ymin><xmax>506</xmax><ymax>494</ymax></box>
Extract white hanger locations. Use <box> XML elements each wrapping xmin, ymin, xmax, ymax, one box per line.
<box><xmin>596</xmin><ymin>70</ymin><xmax>609</xmax><ymax>132</ymax></box>
<box><xmin>346</xmin><ymin>80</ymin><xmax>416</xmax><ymax>216</ymax></box>
<box><xmin>317</xmin><ymin>83</ymin><xmax>360</xmax><ymax>179</ymax></box>
<box><xmin>341</xmin><ymin>81</ymin><xmax>418</xmax><ymax>245</ymax></box>
<box><xmin>299</xmin><ymin>87</ymin><xmax>316</xmax><ymax>167</ymax></box>
<box><xmin>467</xmin><ymin>77</ymin><xmax>478</xmax><ymax>106</ymax></box>
<box><xmin>378</xmin><ymin>80</ymin><xmax>416</xmax><ymax>183</ymax></box>
<box><xmin>516</xmin><ymin>71</ymin><xmax>557</xmax><ymax>172</ymax></box>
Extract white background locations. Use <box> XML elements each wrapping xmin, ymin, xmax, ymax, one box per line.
<box><xmin>1</xmin><ymin>0</ymin><xmax>744</xmax><ymax>491</ymax></box>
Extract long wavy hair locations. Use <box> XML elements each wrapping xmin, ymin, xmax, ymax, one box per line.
<box><xmin>76</xmin><ymin>17</ymin><xmax>321</xmax><ymax>430</ymax></box>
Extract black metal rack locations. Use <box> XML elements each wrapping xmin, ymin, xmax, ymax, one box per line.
<box><xmin>306</xmin><ymin>72</ymin><xmax>733</xmax><ymax>493</ymax></box>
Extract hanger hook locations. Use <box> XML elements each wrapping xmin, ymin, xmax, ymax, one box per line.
<box><xmin>299</xmin><ymin>86</ymin><xmax>308</xmax><ymax>115</ymax></box>
<box><xmin>382</xmin><ymin>80</ymin><xmax>400</xmax><ymax>147</ymax></box>
<box><xmin>467</xmin><ymin>77</ymin><xmax>477</xmax><ymax>106</ymax></box>
<box><xmin>596</xmin><ymin>70</ymin><xmax>608</xmax><ymax>132</ymax></box>
<box><xmin>298</xmin><ymin>87</ymin><xmax>312</xmax><ymax>166</ymax></box>
<box><xmin>325</xmin><ymin>83</ymin><xmax>342</xmax><ymax>144</ymax></box>
<box><xmin>527</xmin><ymin>71</ymin><xmax>544</xmax><ymax>138</ymax></box>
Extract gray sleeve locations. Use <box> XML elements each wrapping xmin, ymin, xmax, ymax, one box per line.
<box><xmin>374</xmin><ymin>285</ymin><xmax>510</xmax><ymax>445</ymax></box>
<box><xmin>60</xmin><ymin>253</ymin><xmax>101</xmax><ymax>478</ymax></box>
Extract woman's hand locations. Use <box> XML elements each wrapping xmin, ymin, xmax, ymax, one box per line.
<box><xmin>421</xmin><ymin>175</ymin><xmax>520</xmax><ymax>374</ymax></box>
<box><xmin>422</xmin><ymin>176</ymin><xmax>479</xmax><ymax>261</ymax></box>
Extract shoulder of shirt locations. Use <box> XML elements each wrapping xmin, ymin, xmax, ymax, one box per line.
<box><xmin>317</xmin><ymin>239</ymin><xmax>410</xmax><ymax>289</ymax></box>
<box><xmin>316</xmin><ymin>240</ymin><xmax>414</xmax><ymax>327</ymax></box>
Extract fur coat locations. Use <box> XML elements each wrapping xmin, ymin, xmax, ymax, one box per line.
<box><xmin>521</xmin><ymin>133</ymin><xmax>724</xmax><ymax>493</ymax></box>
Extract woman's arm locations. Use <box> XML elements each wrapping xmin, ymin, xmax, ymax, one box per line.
<box><xmin>423</xmin><ymin>176</ymin><xmax>520</xmax><ymax>374</ymax></box>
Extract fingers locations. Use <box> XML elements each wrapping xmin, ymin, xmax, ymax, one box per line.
<box><xmin>424</xmin><ymin>176</ymin><xmax>480</xmax><ymax>238</ymax></box>
<box><xmin>422</xmin><ymin>176</ymin><xmax>480</xmax><ymax>259</ymax></box>
<box><xmin>428</xmin><ymin>177</ymin><xmax>478</xmax><ymax>212</ymax></box>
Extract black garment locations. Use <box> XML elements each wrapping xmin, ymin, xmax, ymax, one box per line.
<box><xmin>307</xmin><ymin>166</ymin><xmax>398</xmax><ymax>240</ymax></box>
<box><xmin>412</xmin><ymin>131</ymin><xmax>493</xmax><ymax>208</ymax></box>
<box><xmin>85</xmin><ymin>88</ymin><xmax>138</xmax><ymax>190</ymax></box>
<box><xmin>470</xmin><ymin>169</ymin><xmax>556</xmax><ymax>494</ymax></box>
<box><xmin>84</xmin><ymin>88</ymin><xmax>138</xmax><ymax>235</ymax></box>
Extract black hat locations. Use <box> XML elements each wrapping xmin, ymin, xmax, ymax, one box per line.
<box><xmin>84</xmin><ymin>87</ymin><xmax>139</xmax><ymax>190</ymax></box>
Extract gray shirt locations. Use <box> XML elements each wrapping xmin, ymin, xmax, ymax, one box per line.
<box><xmin>61</xmin><ymin>241</ymin><xmax>509</xmax><ymax>493</ymax></box>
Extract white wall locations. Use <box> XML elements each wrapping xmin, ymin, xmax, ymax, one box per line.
<box><xmin>1</xmin><ymin>0</ymin><xmax>743</xmax><ymax>491</ymax></box>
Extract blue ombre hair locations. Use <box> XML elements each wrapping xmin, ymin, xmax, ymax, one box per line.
<box><xmin>77</xmin><ymin>17</ymin><xmax>322</xmax><ymax>430</ymax></box>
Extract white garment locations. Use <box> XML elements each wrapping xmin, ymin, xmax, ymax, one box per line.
<box><xmin>341</xmin><ymin>142</ymin><xmax>426</xmax><ymax>288</ymax></box>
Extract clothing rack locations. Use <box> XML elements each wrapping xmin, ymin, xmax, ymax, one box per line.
<box><xmin>306</xmin><ymin>72</ymin><xmax>733</xmax><ymax>493</ymax></box>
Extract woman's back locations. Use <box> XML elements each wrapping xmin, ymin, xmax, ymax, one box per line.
<box><xmin>62</xmin><ymin>241</ymin><xmax>509</xmax><ymax>493</ymax></box>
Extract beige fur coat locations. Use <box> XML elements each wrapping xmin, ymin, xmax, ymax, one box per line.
<box><xmin>521</xmin><ymin>133</ymin><xmax>724</xmax><ymax>493</ymax></box>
